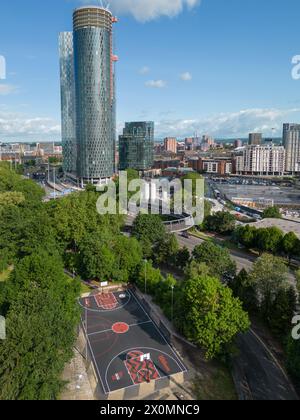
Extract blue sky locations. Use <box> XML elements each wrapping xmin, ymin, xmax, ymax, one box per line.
<box><xmin>1</xmin><ymin>0</ymin><xmax>300</xmax><ymax>141</ymax></box>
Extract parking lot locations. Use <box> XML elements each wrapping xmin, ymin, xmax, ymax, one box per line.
<box><xmin>216</xmin><ymin>183</ymin><xmax>300</xmax><ymax>207</ymax></box>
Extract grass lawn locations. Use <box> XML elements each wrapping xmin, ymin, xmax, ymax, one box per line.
<box><xmin>0</xmin><ymin>266</ymin><xmax>13</xmax><ymax>282</ymax></box>
<box><xmin>190</xmin><ymin>229</ymin><xmax>213</xmax><ymax>241</ymax></box>
<box><xmin>80</xmin><ymin>282</ymin><xmax>93</xmax><ymax>295</ymax></box>
<box><xmin>192</xmin><ymin>365</ymin><xmax>237</xmax><ymax>400</ymax></box>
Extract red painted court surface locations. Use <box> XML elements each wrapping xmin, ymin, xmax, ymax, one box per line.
<box><xmin>94</xmin><ymin>292</ymin><xmax>118</xmax><ymax>310</ymax></box>
<box><xmin>80</xmin><ymin>290</ymin><xmax>187</xmax><ymax>394</ymax></box>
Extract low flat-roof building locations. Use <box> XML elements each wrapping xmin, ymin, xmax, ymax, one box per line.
<box><xmin>249</xmin><ymin>218</ymin><xmax>300</xmax><ymax>239</ymax></box>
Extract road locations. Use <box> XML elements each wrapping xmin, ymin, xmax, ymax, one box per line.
<box><xmin>176</xmin><ymin>233</ymin><xmax>256</xmax><ymax>272</ymax></box>
<box><xmin>233</xmin><ymin>330</ymin><xmax>298</xmax><ymax>400</ymax></box>
<box><xmin>176</xmin><ymin>232</ymin><xmax>299</xmax><ymax>400</ymax></box>
<box><xmin>176</xmin><ymin>233</ymin><xmax>296</xmax><ymax>284</ymax></box>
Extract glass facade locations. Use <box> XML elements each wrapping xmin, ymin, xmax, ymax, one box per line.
<box><xmin>59</xmin><ymin>7</ymin><xmax>116</xmax><ymax>184</ymax></box>
<box><xmin>119</xmin><ymin>122</ymin><xmax>154</xmax><ymax>171</ymax></box>
<box><xmin>59</xmin><ymin>32</ymin><xmax>76</xmax><ymax>173</ymax></box>
<box><xmin>74</xmin><ymin>7</ymin><xmax>115</xmax><ymax>182</ymax></box>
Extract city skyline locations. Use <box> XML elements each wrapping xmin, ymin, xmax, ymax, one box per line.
<box><xmin>2</xmin><ymin>0</ymin><xmax>300</xmax><ymax>142</ymax></box>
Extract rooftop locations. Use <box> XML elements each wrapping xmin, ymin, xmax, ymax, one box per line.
<box><xmin>249</xmin><ymin>218</ymin><xmax>300</xmax><ymax>239</ymax></box>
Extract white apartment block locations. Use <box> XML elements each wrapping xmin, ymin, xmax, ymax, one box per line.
<box><xmin>234</xmin><ymin>145</ymin><xmax>285</xmax><ymax>176</ymax></box>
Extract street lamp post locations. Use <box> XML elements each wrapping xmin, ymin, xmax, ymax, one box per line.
<box><xmin>144</xmin><ymin>259</ymin><xmax>147</xmax><ymax>295</ymax></box>
<box><xmin>171</xmin><ymin>285</ymin><xmax>175</xmax><ymax>323</ymax></box>
<box><xmin>53</xmin><ymin>167</ymin><xmax>56</xmax><ymax>200</ymax></box>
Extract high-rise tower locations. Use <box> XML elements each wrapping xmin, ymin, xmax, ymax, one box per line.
<box><xmin>283</xmin><ymin>123</ymin><xmax>300</xmax><ymax>173</ymax></box>
<box><xmin>60</xmin><ymin>6</ymin><xmax>118</xmax><ymax>185</ymax></box>
<box><xmin>248</xmin><ymin>133</ymin><xmax>262</xmax><ymax>146</ymax></box>
<box><xmin>59</xmin><ymin>32</ymin><xmax>76</xmax><ymax>173</ymax></box>
<box><xmin>119</xmin><ymin>122</ymin><xmax>154</xmax><ymax>171</ymax></box>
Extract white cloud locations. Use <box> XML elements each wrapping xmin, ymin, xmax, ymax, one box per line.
<box><xmin>145</xmin><ymin>79</ymin><xmax>167</xmax><ymax>89</ymax></box>
<box><xmin>180</xmin><ymin>72</ymin><xmax>192</xmax><ymax>81</ymax></box>
<box><xmin>79</xmin><ymin>0</ymin><xmax>201</xmax><ymax>22</ymax></box>
<box><xmin>139</xmin><ymin>66</ymin><xmax>150</xmax><ymax>75</ymax></box>
<box><xmin>0</xmin><ymin>84</ymin><xmax>18</xmax><ymax>95</ymax></box>
<box><xmin>154</xmin><ymin>108</ymin><xmax>300</xmax><ymax>138</ymax></box>
<box><xmin>0</xmin><ymin>111</ymin><xmax>60</xmax><ymax>141</ymax></box>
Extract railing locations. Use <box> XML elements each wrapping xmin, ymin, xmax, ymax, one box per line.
<box><xmin>163</xmin><ymin>215</ymin><xmax>195</xmax><ymax>233</ymax></box>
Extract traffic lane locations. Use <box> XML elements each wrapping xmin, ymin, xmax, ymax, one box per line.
<box><xmin>234</xmin><ymin>331</ymin><xmax>298</xmax><ymax>400</ymax></box>
<box><xmin>176</xmin><ymin>234</ymin><xmax>254</xmax><ymax>272</ymax></box>
<box><xmin>176</xmin><ymin>234</ymin><xmax>296</xmax><ymax>281</ymax></box>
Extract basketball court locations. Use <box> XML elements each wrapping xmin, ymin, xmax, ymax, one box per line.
<box><xmin>79</xmin><ymin>289</ymin><xmax>187</xmax><ymax>395</ymax></box>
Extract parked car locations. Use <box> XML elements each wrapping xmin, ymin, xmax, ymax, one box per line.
<box><xmin>181</xmin><ymin>231</ymin><xmax>190</xmax><ymax>239</ymax></box>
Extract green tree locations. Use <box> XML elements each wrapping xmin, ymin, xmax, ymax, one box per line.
<box><xmin>268</xmin><ymin>287</ymin><xmax>297</xmax><ymax>338</ymax></box>
<box><xmin>79</xmin><ymin>236</ymin><xmax>116</xmax><ymax>281</ymax></box>
<box><xmin>255</xmin><ymin>227</ymin><xmax>283</xmax><ymax>254</ymax></box>
<box><xmin>184</xmin><ymin>260</ymin><xmax>211</xmax><ymax>280</ymax></box>
<box><xmin>234</xmin><ymin>225</ymin><xmax>257</xmax><ymax>249</ymax></box>
<box><xmin>132</xmin><ymin>214</ymin><xmax>166</xmax><ymax>257</ymax></box>
<box><xmin>0</xmin><ymin>191</ymin><xmax>25</xmax><ymax>207</ymax></box>
<box><xmin>112</xmin><ymin>236</ymin><xmax>143</xmax><ymax>282</ymax></box>
<box><xmin>179</xmin><ymin>275</ymin><xmax>250</xmax><ymax>359</ymax></box>
<box><xmin>192</xmin><ymin>242</ymin><xmax>236</xmax><ymax>280</ymax></box>
<box><xmin>78</xmin><ymin>232</ymin><xmax>142</xmax><ymax>283</ymax></box>
<box><xmin>176</xmin><ymin>247</ymin><xmax>190</xmax><ymax>269</ymax></box>
<box><xmin>229</xmin><ymin>269</ymin><xmax>258</xmax><ymax>312</ymax></box>
<box><xmin>135</xmin><ymin>260</ymin><xmax>164</xmax><ymax>295</ymax></box>
<box><xmin>295</xmin><ymin>269</ymin><xmax>300</xmax><ymax>295</ymax></box>
<box><xmin>204</xmin><ymin>212</ymin><xmax>236</xmax><ymax>234</ymax></box>
<box><xmin>153</xmin><ymin>274</ymin><xmax>177</xmax><ymax>318</ymax></box>
<box><xmin>48</xmin><ymin>191</ymin><xmax>123</xmax><ymax>252</ymax></box>
<box><xmin>48</xmin><ymin>157</ymin><xmax>62</xmax><ymax>165</ymax></box>
<box><xmin>286</xmin><ymin>337</ymin><xmax>300</xmax><ymax>386</ymax></box>
<box><xmin>281</xmin><ymin>232</ymin><xmax>299</xmax><ymax>261</ymax></box>
<box><xmin>0</xmin><ymin>204</ymin><xmax>57</xmax><ymax>266</ymax></box>
<box><xmin>262</xmin><ymin>206</ymin><xmax>282</xmax><ymax>219</ymax></box>
<box><xmin>204</xmin><ymin>200</ymin><xmax>213</xmax><ymax>218</ymax></box>
<box><xmin>248</xmin><ymin>254</ymin><xmax>289</xmax><ymax>319</ymax></box>
<box><xmin>0</xmin><ymin>250</ymin><xmax>80</xmax><ymax>400</ymax></box>
<box><xmin>181</xmin><ymin>172</ymin><xmax>204</xmax><ymax>207</ymax></box>
<box><xmin>154</xmin><ymin>234</ymin><xmax>179</xmax><ymax>265</ymax></box>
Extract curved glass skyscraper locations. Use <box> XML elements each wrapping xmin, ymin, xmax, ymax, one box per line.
<box><xmin>59</xmin><ymin>32</ymin><xmax>76</xmax><ymax>174</ymax></box>
<box><xmin>60</xmin><ymin>6</ymin><xmax>117</xmax><ymax>185</ymax></box>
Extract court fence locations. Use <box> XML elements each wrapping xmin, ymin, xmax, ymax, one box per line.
<box><xmin>131</xmin><ymin>286</ymin><xmax>196</xmax><ymax>349</ymax></box>
<box><xmin>77</xmin><ymin>286</ymin><xmax>194</xmax><ymax>399</ymax></box>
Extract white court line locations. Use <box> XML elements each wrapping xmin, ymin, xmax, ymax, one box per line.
<box><xmin>82</xmin><ymin>290</ymin><xmax>187</xmax><ymax>395</ymax></box>
<box><xmin>105</xmin><ymin>346</ymin><xmax>185</xmax><ymax>393</ymax></box>
<box><xmin>87</xmin><ymin>320</ymin><xmax>153</xmax><ymax>337</ymax></box>
<box><xmin>128</xmin><ymin>290</ymin><xmax>188</xmax><ymax>373</ymax></box>
<box><xmin>94</xmin><ymin>293</ymin><xmax>118</xmax><ymax>309</ymax></box>
<box><xmin>83</xmin><ymin>314</ymin><xmax>109</xmax><ymax>395</ymax></box>
<box><xmin>88</xmin><ymin>327</ymin><xmax>114</xmax><ymax>337</ymax></box>
<box><xmin>78</xmin><ymin>292</ymin><xmax>131</xmax><ymax>313</ymax></box>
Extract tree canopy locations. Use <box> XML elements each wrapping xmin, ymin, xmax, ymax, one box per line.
<box><xmin>179</xmin><ymin>275</ymin><xmax>250</xmax><ymax>359</ymax></box>
<box><xmin>192</xmin><ymin>242</ymin><xmax>236</xmax><ymax>280</ymax></box>
<box><xmin>262</xmin><ymin>206</ymin><xmax>282</xmax><ymax>219</ymax></box>
<box><xmin>204</xmin><ymin>211</ymin><xmax>236</xmax><ymax>234</ymax></box>
<box><xmin>0</xmin><ymin>250</ymin><xmax>80</xmax><ymax>400</ymax></box>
